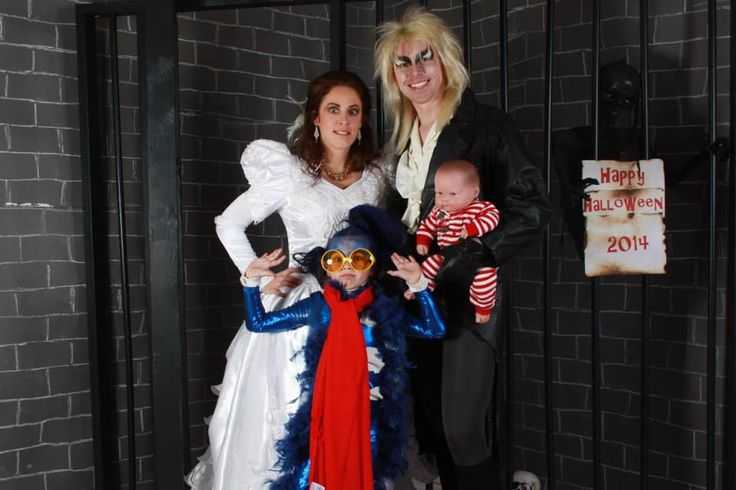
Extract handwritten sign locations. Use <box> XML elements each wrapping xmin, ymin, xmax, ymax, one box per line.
<box><xmin>582</xmin><ymin>159</ymin><xmax>667</xmax><ymax>276</ymax></box>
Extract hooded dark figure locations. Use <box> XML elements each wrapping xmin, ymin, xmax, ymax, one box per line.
<box><xmin>552</xmin><ymin>59</ymin><xmax>645</xmax><ymax>258</ymax></box>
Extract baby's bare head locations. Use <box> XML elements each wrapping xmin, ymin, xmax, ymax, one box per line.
<box><xmin>433</xmin><ymin>160</ymin><xmax>480</xmax><ymax>211</ymax></box>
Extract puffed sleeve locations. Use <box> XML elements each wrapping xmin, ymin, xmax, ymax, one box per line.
<box><xmin>215</xmin><ymin>139</ymin><xmax>296</xmax><ymax>273</ymax></box>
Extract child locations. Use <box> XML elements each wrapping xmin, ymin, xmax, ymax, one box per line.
<box><xmin>240</xmin><ymin>205</ymin><xmax>445</xmax><ymax>490</ymax></box>
<box><xmin>415</xmin><ymin>159</ymin><xmax>501</xmax><ymax>323</ymax></box>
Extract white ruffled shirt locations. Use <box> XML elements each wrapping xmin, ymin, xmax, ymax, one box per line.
<box><xmin>395</xmin><ymin>119</ymin><xmax>440</xmax><ymax>233</ymax></box>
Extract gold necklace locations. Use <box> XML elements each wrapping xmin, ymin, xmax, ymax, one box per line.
<box><xmin>321</xmin><ymin>161</ymin><xmax>351</xmax><ymax>181</ymax></box>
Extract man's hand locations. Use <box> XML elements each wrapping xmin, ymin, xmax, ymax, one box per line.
<box><xmin>387</xmin><ymin>253</ymin><xmax>422</xmax><ymax>284</ymax></box>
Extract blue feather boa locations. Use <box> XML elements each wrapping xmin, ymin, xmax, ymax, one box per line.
<box><xmin>270</xmin><ymin>283</ymin><xmax>411</xmax><ymax>490</ymax></box>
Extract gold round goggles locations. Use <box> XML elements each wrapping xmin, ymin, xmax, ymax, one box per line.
<box><xmin>320</xmin><ymin>248</ymin><xmax>376</xmax><ymax>273</ymax></box>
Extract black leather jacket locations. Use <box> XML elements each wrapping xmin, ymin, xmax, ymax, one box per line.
<box><xmin>396</xmin><ymin>89</ymin><xmax>550</xmax><ymax>343</ymax></box>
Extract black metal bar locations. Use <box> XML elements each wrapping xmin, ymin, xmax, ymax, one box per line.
<box><xmin>329</xmin><ymin>0</ymin><xmax>346</xmax><ymax>71</ymax></box>
<box><xmin>543</xmin><ymin>1</ymin><xmax>556</xmax><ymax>489</ymax></box>
<box><xmin>591</xmin><ymin>0</ymin><xmax>602</xmax><ymax>488</ymax></box>
<box><xmin>375</xmin><ymin>0</ymin><xmax>384</xmax><ymax>149</ymax></box>
<box><xmin>639</xmin><ymin>1</ymin><xmax>651</xmax><ymax>489</ymax></box>
<box><xmin>140</xmin><ymin>0</ymin><xmax>190</xmax><ymax>487</ymax></box>
<box><xmin>706</xmin><ymin>0</ymin><xmax>717</xmax><ymax>489</ymax></box>
<box><xmin>499</xmin><ymin>1</ymin><xmax>512</xmax><ymax>486</ymax></box>
<box><xmin>729</xmin><ymin>2</ymin><xmax>736</xmax><ymax>487</ymax></box>
<box><xmin>176</xmin><ymin>0</ymin><xmax>357</xmax><ymax>11</ymax></box>
<box><xmin>76</xmin><ymin>8</ymin><xmax>106</xmax><ymax>489</ymax></box>
<box><xmin>77</xmin><ymin>0</ymin><xmax>140</xmax><ymax>16</ymax></box>
<box><xmin>499</xmin><ymin>0</ymin><xmax>508</xmax><ymax>113</ymax></box>
<box><xmin>463</xmin><ymin>0</ymin><xmax>472</xmax><ymax>71</ymax></box>
<box><xmin>109</xmin><ymin>15</ymin><xmax>137</xmax><ymax>489</ymax></box>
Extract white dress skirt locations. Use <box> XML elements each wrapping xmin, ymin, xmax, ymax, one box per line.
<box><xmin>185</xmin><ymin>139</ymin><xmax>387</xmax><ymax>489</ymax></box>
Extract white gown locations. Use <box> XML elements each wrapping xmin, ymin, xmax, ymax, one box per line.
<box><xmin>185</xmin><ymin>139</ymin><xmax>387</xmax><ymax>490</ymax></box>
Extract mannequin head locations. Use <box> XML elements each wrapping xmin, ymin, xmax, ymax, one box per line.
<box><xmin>600</xmin><ymin>60</ymin><xmax>640</xmax><ymax>128</ymax></box>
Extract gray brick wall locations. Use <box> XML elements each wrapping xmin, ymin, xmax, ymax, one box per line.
<box><xmin>483</xmin><ymin>1</ymin><xmax>732</xmax><ymax>489</ymax></box>
<box><xmin>0</xmin><ymin>0</ymin><xmax>98</xmax><ymax>488</ymax></box>
<box><xmin>1</xmin><ymin>0</ymin><xmax>733</xmax><ymax>488</ymax></box>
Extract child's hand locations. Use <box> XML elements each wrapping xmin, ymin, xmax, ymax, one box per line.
<box><xmin>245</xmin><ymin>249</ymin><xmax>287</xmax><ymax>279</ymax></box>
<box><xmin>476</xmin><ymin>312</ymin><xmax>490</xmax><ymax>324</ymax></box>
<box><xmin>416</xmin><ymin>244</ymin><xmax>429</xmax><ymax>256</ymax></box>
<box><xmin>387</xmin><ymin>253</ymin><xmax>422</xmax><ymax>284</ymax></box>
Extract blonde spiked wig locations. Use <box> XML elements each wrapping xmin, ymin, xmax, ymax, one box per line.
<box><xmin>375</xmin><ymin>6</ymin><xmax>469</xmax><ymax>154</ymax></box>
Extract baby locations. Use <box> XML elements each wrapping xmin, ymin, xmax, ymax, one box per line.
<box><xmin>415</xmin><ymin>159</ymin><xmax>500</xmax><ymax>323</ymax></box>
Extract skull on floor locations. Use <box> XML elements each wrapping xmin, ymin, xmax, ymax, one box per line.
<box><xmin>512</xmin><ymin>470</ymin><xmax>541</xmax><ymax>490</ymax></box>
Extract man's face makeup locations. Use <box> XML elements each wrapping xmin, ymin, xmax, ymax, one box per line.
<box><xmin>392</xmin><ymin>39</ymin><xmax>445</xmax><ymax>108</ymax></box>
<box><xmin>393</xmin><ymin>46</ymin><xmax>435</xmax><ymax>69</ymax></box>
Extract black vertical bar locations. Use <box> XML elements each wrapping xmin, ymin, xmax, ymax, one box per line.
<box><xmin>140</xmin><ymin>0</ymin><xmax>190</xmax><ymax>487</ymax></box>
<box><xmin>706</xmin><ymin>0</ymin><xmax>717</xmax><ymax>489</ymax></box>
<box><xmin>500</xmin><ymin>1</ymin><xmax>512</xmax><ymax>487</ymax></box>
<box><xmin>729</xmin><ymin>1</ymin><xmax>736</xmax><ymax>487</ymax></box>
<box><xmin>375</xmin><ymin>0</ymin><xmax>384</xmax><ymax>148</ymax></box>
<box><xmin>639</xmin><ymin>0</ymin><xmax>651</xmax><ymax>489</ymax></box>
<box><xmin>543</xmin><ymin>1</ymin><xmax>556</xmax><ymax>489</ymax></box>
<box><xmin>109</xmin><ymin>15</ymin><xmax>137</xmax><ymax>489</ymax></box>
<box><xmin>499</xmin><ymin>0</ymin><xmax>509</xmax><ymax>113</ymax></box>
<box><xmin>329</xmin><ymin>0</ymin><xmax>346</xmax><ymax>70</ymax></box>
<box><xmin>463</xmin><ymin>0</ymin><xmax>472</xmax><ymax>71</ymax></box>
<box><xmin>76</xmin><ymin>8</ymin><xmax>106</xmax><ymax>490</ymax></box>
<box><xmin>591</xmin><ymin>0</ymin><xmax>602</xmax><ymax>488</ymax></box>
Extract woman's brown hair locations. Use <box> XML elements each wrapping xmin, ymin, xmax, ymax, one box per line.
<box><xmin>290</xmin><ymin>70</ymin><xmax>380</xmax><ymax>178</ymax></box>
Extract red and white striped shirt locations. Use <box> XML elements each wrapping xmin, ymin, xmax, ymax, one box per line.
<box><xmin>416</xmin><ymin>199</ymin><xmax>500</xmax><ymax>249</ymax></box>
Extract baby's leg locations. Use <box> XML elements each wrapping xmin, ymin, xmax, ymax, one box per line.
<box><xmin>405</xmin><ymin>254</ymin><xmax>444</xmax><ymax>300</ymax></box>
<box><xmin>420</xmin><ymin>254</ymin><xmax>444</xmax><ymax>290</ymax></box>
<box><xmin>469</xmin><ymin>267</ymin><xmax>497</xmax><ymax>323</ymax></box>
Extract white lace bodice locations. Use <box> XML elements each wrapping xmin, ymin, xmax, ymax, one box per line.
<box><xmin>215</xmin><ymin>139</ymin><xmax>388</xmax><ymax>273</ymax></box>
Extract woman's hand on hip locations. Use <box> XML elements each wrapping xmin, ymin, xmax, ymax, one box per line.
<box><xmin>261</xmin><ymin>267</ymin><xmax>302</xmax><ymax>297</ymax></box>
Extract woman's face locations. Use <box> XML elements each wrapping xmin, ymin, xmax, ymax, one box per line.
<box><xmin>313</xmin><ymin>85</ymin><xmax>363</xmax><ymax>155</ymax></box>
<box><xmin>392</xmin><ymin>38</ymin><xmax>445</xmax><ymax>109</ymax></box>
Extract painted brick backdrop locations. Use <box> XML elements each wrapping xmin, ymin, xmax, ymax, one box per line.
<box><xmin>0</xmin><ymin>0</ymin><xmax>733</xmax><ymax>489</ymax></box>
<box><xmin>0</xmin><ymin>0</ymin><xmax>96</xmax><ymax>488</ymax></box>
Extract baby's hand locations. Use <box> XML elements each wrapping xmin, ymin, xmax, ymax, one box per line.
<box><xmin>416</xmin><ymin>244</ymin><xmax>429</xmax><ymax>256</ymax></box>
<box><xmin>387</xmin><ymin>253</ymin><xmax>422</xmax><ymax>284</ymax></box>
<box><xmin>244</xmin><ymin>249</ymin><xmax>287</xmax><ymax>280</ymax></box>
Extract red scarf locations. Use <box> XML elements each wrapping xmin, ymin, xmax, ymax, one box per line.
<box><xmin>308</xmin><ymin>283</ymin><xmax>374</xmax><ymax>490</ymax></box>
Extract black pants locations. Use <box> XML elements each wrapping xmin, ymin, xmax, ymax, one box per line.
<box><xmin>409</xmin><ymin>327</ymin><xmax>498</xmax><ymax>489</ymax></box>
<box><xmin>409</xmin><ymin>240</ymin><xmax>506</xmax><ymax>488</ymax></box>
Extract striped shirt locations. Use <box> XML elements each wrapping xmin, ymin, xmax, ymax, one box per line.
<box><xmin>416</xmin><ymin>199</ymin><xmax>500</xmax><ymax>249</ymax></box>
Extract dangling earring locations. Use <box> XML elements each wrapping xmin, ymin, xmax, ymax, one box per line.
<box><xmin>356</xmin><ymin>128</ymin><xmax>362</xmax><ymax>145</ymax></box>
<box><xmin>313</xmin><ymin>126</ymin><xmax>320</xmax><ymax>142</ymax></box>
